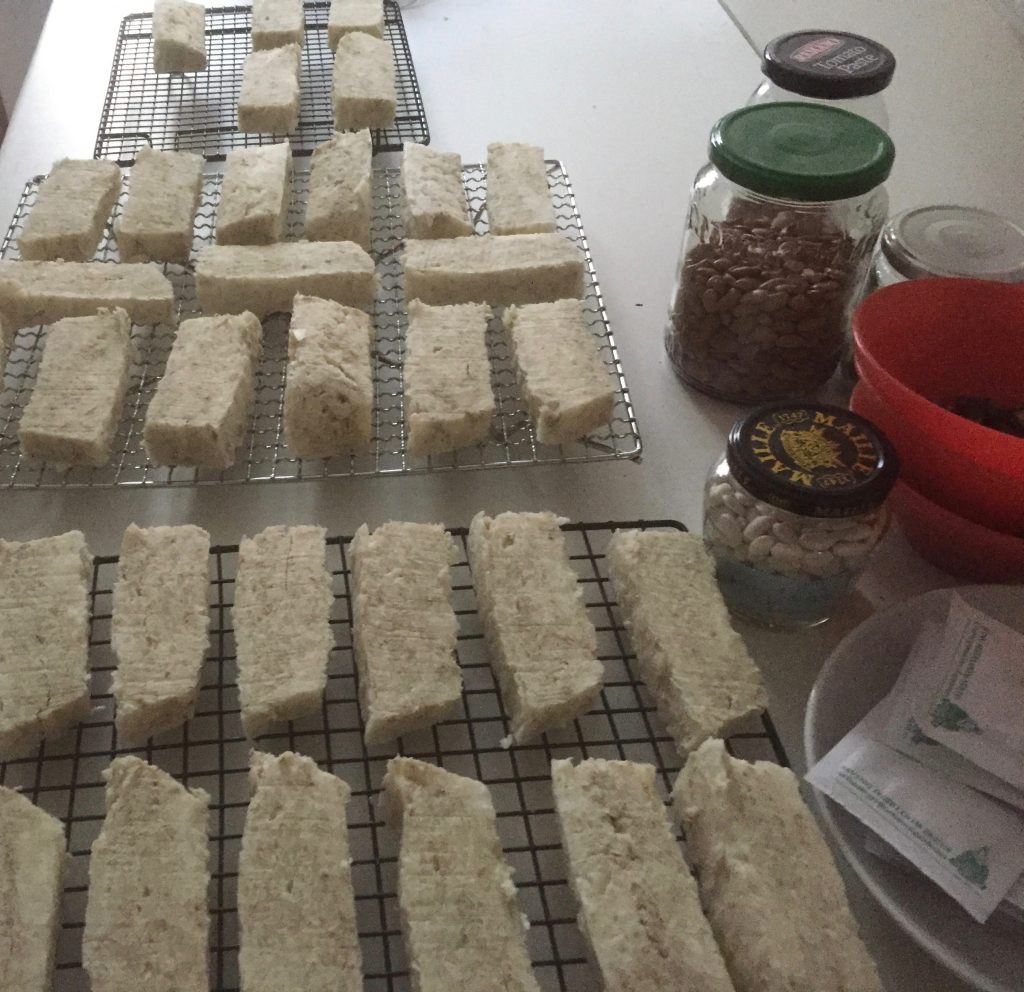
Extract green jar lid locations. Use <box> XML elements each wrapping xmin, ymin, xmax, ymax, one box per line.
<box><xmin>709</xmin><ymin>103</ymin><xmax>895</xmax><ymax>201</ymax></box>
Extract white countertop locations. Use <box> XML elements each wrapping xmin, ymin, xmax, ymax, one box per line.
<box><xmin>0</xmin><ymin>1</ymin><xmax>1016</xmax><ymax>989</ymax></box>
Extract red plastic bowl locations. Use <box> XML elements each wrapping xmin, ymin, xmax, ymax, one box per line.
<box><xmin>891</xmin><ymin>479</ymin><xmax>1024</xmax><ymax>582</ymax></box>
<box><xmin>853</xmin><ymin>278</ymin><xmax>1024</xmax><ymax>531</ymax></box>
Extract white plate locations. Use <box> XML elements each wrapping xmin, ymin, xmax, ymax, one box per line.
<box><xmin>804</xmin><ymin>585</ymin><xmax>1024</xmax><ymax>992</ymax></box>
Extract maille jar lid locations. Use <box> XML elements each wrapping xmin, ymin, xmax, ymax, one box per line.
<box><xmin>726</xmin><ymin>402</ymin><xmax>900</xmax><ymax>517</ymax></box>
<box><xmin>881</xmin><ymin>206</ymin><xmax>1024</xmax><ymax>283</ymax></box>
<box><xmin>762</xmin><ymin>30</ymin><xmax>896</xmax><ymax>100</ymax></box>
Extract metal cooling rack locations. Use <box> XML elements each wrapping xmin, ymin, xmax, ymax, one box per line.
<box><xmin>95</xmin><ymin>0</ymin><xmax>429</xmax><ymax>164</ymax></box>
<box><xmin>0</xmin><ymin>161</ymin><xmax>641</xmax><ymax>489</ymax></box>
<box><xmin>0</xmin><ymin>519</ymin><xmax>787</xmax><ymax>992</ymax></box>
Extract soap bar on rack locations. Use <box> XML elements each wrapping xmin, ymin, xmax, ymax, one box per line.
<box><xmin>332</xmin><ymin>31</ymin><xmax>396</xmax><ymax>130</ymax></box>
<box><xmin>196</xmin><ymin>241</ymin><xmax>376</xmax><ymax>316</ymax></box>
<box><xmin>403</xmin><ymin>233</ymin><xmax>585</xmax><ymax>306</ymax></box>
<box><xmin>504</xmin><ymin>298</ymin><xmax>615</xmax><ymax>444</ymax></box>
<box><xmin>403</xmin><ymin>299</ymin><xmax>493</xmax><ymax>456</ymax></box>
<box><xmin>328</xmin><ymin>0</ymin><xmax>384</xmax><ymax>48</ymax></box>
<box><xmin>0</xmin><ymin>531</ymin><xmax>92</xmax><ymax>759</ymax></box>
<box><xmin>82</xmin><ymin>757</ymin><xmax>210</xmax><ymax>992</ymax></box>
<box><xmin>18</xmin><ymin>308</ymin><xmax>133</xmax><ymax>467</ymax></box>
<box><xmin>143</xmin><ymin>312</ymin><xmax>262</xmax><ymax>469</ymax></box>
<box><xmin>152</xmin><ymin>0</ymin><xmax>207</xmax><ymax>73</ymax></box>
<box><xmin>233</xmin><ymin>525</ymin><xmax>333</xmax><ymax>738</ymax></box>
<box><xmin>486</xmin><ymin>143</ymin><xmax>555</xmax><ymax>237</ymax></box>
<box><xmin>284</xmin><ymin>293</ymin><xmax>374</xmax><ymax>457</ymax></box>
<box><xmin>467</xmin><ymin>510</ymin><xmax>602</xmax><ymax>743</ymax></box>
<box><xmin>238</xmin><ymin>752</ymin><xmax>362</xmax><ymax>992</ymax></box>
<box><xmin>111</xmin><ymin>524</ymin><xmax>211</xmax><ymax>742</ymax></box>
<box><xmin>238</xmin><ymin>44</ymin><xmax>302</xmax><ymax>135</ymax></box>
<box><xmin>18</xmin><ymin>158</ymin><xmax>121</xmax><ymax>262</ymax></box>
<box><xmin>381</xmin><ymin>757</ymin><xmax>542</xmax><ymax>992</ymax></box>
<box><xmin>116</xmin><ymin>146</ymin><xmax>203</xmax><ymax>264</ymax></box>
<box><xmin>251</xmin><ymin>0</ymin><xmax>304</xmax><ymax>49</ymax></box>
<box><xmin>402</xmin><ymin>143</ymin><xmax>473</xmax><ymax>240</ymax></box>
<box><xmin>216</xmin><ymin>142</ymin><xmax>292</xmax><ymax>245</ymax></box>
<box><xmin>350</xmin><ymin>521</ymin><xmax>462</xmax><ymax>744</ymax></box>
<box><xmin>305</xmin><ymin>130</ymin><xmax>373</xmax><ymax>247</ymax></box>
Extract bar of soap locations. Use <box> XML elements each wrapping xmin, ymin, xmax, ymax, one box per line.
<box><xmin>19</xmin><ymin>308</ymin><xmax>133</xmax><ymax>467</ymax></box>
<box><xmin>486</xmin><ymin>143</ymin><xmax>555</xmax><ymax>236</ymax></box>
<box><xmin>251</xmin><ymin>0</ymin><xmax>304</xmax><ymax>49</ymax></box>
<box><xmin>217</xmin><ymin>142</ymin><xmax>292</xmax><ymax>245</ymax></box>
<box><xmin>143</xmin><ymin>312</ymin><xmax>262</xmax><ymax>469</ymax></box>
<box><xmin>328</xmin><ymin>0</ymin><xmax>384</xmax><ymax>48</ymax></box>
<box><xmin>350</xmin><ymin>522</ymin><xmax>462</xmax><ymax>744</ymax></box>
<box><xmin>239</xmin><ymin>752</ymin><xmax>362</xmax><ymax>992</ymax></box>
<box><xmin>403</xmin><ymin>143</ymin><xmax>473</xmax><ymax>239</ymax></box>
<box><xmin>196</xmin><ymin>241</ymin><xmax>376</xmax><ymax>316</ymax></box>
<box><xmin>403</xmin><ymin>233</ymin><xmax>585</xmax><ymax>306</ymax></box>
<box><xmin>116</xmin><ymin>146</ymin><xmax>203</xmax><ymax>263</ymax></box>
<box><xmin>0</xmin><ymin>260</ymin><xmax>175</xmax><ymax>331</ymax></box>
<box><xmin>234</xmin><ymin>525</ymin><xmax>333</xmax><ymax>738</ymax></box>
<box><xmin>467</xmin><ymin>511</ymin><xmax>602</xmax><ymax>743</ymax></box>
<box><xmin>0</xmin><ymin>531</ymin><xmax>92</xmax><ymax>759</ymax></box>
<box><xmin>284</xmin><ymin>293</ymin><xmax>375</xmax><ymax>457</ymax></box>
<box><xmin>82</xmin><ymin>757</ymin><xmax>210</xmax><ymax>992</ymax></box>
<box><xmin>111</xmin><ymin>524</ymin><xmax>211</xmax><ymax>742</ymax></box>
<box><xmin>238</xmin><ymin>44</ymin><xmax>301</xmax><ymax>135</ymax></box>
<box><xmin>503</xmin><ymin>299</ymin><xmax>615</xmax><ymax>444</ymax></box>
<box><xmin>332</xmin><ymin>31</ymin><xmax>396</xmax><ymax>130</ymax></box>
<box><xmin>305</xmin><ymin>129</ymin><xmax>372</xmax><ymax>247</ymax></box>
<box><xmin>152</xmin><ymin>0</ymin><xmax>207</xmax><ymax>73</ymax></box>
<box><xmin>404</xmin><ymin>299</ymin><xmax>493</xmax><ymax>456</ymax></box>
<box><xmin>19</xmin><ymin>159</ymin><xmax>121</xmax><ymax>262</ymax></box>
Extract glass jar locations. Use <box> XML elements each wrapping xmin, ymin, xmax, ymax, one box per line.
<box><xmin>703</xmin><ymin>402</ymin><xmax>899</xmax><ymax>628</ymax></box>
<box><xmin>666</xmin><ymin>104</ymin><xmax>893</xmax><ymax>404</ymax></box>
<box><xmin>748</xmin><ymin>30</ymin><xmax>895</xmax><ymax>131</ymax></box>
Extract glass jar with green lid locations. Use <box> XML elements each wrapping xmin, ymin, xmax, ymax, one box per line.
<box><xmin>666</xmin><ymin>103</ymin><xmax>894</xmax><ymax>404</ymax></box>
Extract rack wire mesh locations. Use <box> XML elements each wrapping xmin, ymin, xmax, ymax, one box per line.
<box><xmin>0</xmin><ymin>160</ymin><xmax>641</xmax><ymax>489</ymax></box>
<box><xmin>95</xmin><ymin>1</ymin><xmax>429</xmax><ymax>163</ymax></box>
<box><xmin>0</xmin><ymin>519</ymin><xmax>787</xmax><ymax>992</ymax></box>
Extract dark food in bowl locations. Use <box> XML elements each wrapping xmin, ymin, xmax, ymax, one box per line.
<box><xmin>948</xmin><ymin>396</ymin><xmax>1024</xmax><ymax>439</ymax></box>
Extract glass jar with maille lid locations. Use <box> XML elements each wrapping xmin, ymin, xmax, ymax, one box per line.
<box><xmin>665</xmin><ymin>104</ymin><xmax>894</xmax><ymax>404</ymax></box>
<box><xmin>703</xmin><ymin>402</ymin><xmax>900</xmax><ymax>628</ymax></box>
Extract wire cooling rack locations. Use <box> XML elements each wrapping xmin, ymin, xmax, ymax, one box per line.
<box><xmin>95</xmin><ymin>1</ymin><xmax>428</xmax><ymax>163</ymax></box>
<box><xmin>0</xmin><ymin>160</ymin><xmax>641</xmax><ymax>489</ymax></box>
<box><xmin>0</xmin><ymin>520</ymin><xmax>786</xmax><ymax>992</ymax></box>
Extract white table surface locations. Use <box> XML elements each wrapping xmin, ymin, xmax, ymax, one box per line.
<box><xmin>0</xmin><ymin>1</ymin><xmax>1013</xmax><ymax>989</ymax></box>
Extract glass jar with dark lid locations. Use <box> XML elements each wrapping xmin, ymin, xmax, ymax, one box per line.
<box><xmin>748</xmin><ymin>30</ymin><xmax>896</xmax><ymax>130</ymax></box>
<box><xmin>703</xmin><ymin>401</ymin><xmax>900</xmax><ymax>627</ymax></box>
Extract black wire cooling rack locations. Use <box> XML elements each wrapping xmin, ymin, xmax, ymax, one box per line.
<box><xmin>95</xmin><ymin>1</ymin><xmax>429</xmax><ymax>164</ymax></box>
<box><xmin>0</xmin><ymin>520</ymin><xmax>786</xmax><ymax>992</ymax></box>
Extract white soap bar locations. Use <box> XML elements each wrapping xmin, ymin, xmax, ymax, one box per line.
<box><xmin>234</xmin><ymin>525</ymin><xmax>333</xmax><ymax>738</ymax></box>
<box><xmin>0</xmin><ymin>531</ymin><xmax>92</xmax><ymax>759</ymax></box>
<box><xmin>350</xmin><ymin>522</ymin><xmax>462</xmax><ymax>744</ymax></box>
<box><xmin>486</xmin><ymin>143</ymin><xmax>555</xmax><ymax>236</ymax></box>
<box><xmin>284</xmin><ymin>293</ymin><xmax>374</xmax><ymax>457</ymax></box>
<box><xmin>467</xmin><ymin>511</ymin><xmax>602</xmax><ymax>743</ymax></box>
<box><xmin>238</xmin><ymin>44</ymin><xmax>301</xmax><ymax>135</ymax></box>
<box><xmin>404</xmin><ymin>299</ymin><xmax>493</xmax><ymax>456</ymax></box>
<box><xmin>328</xmin><ymin>0</ymin><xmax>384</xmax><ymax>48</ymax></box>
<box><xmin>19</xmin><ymin>308</ymin><xmax>133</xmax><ymax>467</ymax></box>
<box><xmin>117</xmin><ymin>146</ymin><xmax>203</xmax><ymax>263</ymax></box>
<box><xmin>402</xmin><ymin>143</ymin><xmax>472</xmax><ymax>239</ymax></box>
<box><xmin>333</xmin><ymin>31</ymin><xmax>396</xmax><ymax>130</ymax></box>
<box><xmin>403</xmin><ymin>233</ymin><xmax>585</xmax><ymax>306</ymax></box>
<box><xmin>196</xmin><ymin>241</ymin><xmax>376</xmax><ymax>316</ymax></box>
<box><xmin>251</xmin><ymin>0</ymin><xmax>304</xmax><ymax>49</ymax></box>
<box><xmin>305</xmin><ymin>129</ymin><xmax>372</xmax><ymax>247</ymax></box>
<box><xmin>143</xmin><ymin>312</ymin><xmax>262</xmax><ymax>469</ymax></box>
<box><xmin>217</xmin><ymin>142</ymin><xmax>292</xmax><ymax>245</ymax></box>
<box><xmin>111</xmin><ymin>524</ymin><xmax>211</xmax><ymax>742</ymax></box>
<box><xmin>152</xmin><ymin>0</ymin><xmax>206</xmax><ymax>73</ymax></box>
<box><xmin>19</xmin><ymin>159</ymin><xmax>121</xmax><ymax>262</ymax></box>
